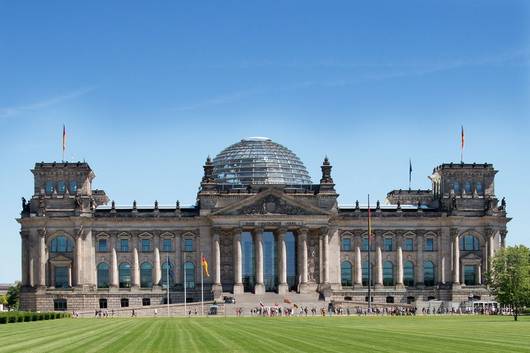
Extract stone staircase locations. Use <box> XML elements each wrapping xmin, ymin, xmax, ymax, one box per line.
<box><xmin>224</xmin><ymin>291</ymin><xmax>324</xmax><ymax>316</ymax></box>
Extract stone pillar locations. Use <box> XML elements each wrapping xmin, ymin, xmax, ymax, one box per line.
<box><xmin>50</xmin><ymin>264</ymin><xmax>55</xmax><ymax>288</ymax></box>
<box><xmin>355</xmin><ymin>245</ymin><xmax>362</xmax><ymax>285</ymax></box>
<box><xmin>322</xmin><ymin>231</ymin><xmax>329</xmax><ymax>284</ymax></box>
<box><xmin>212</xmin><ymin>233</ymin><xmax>222</xmax><ymax>286</ymax></box>
<box><xmin>110</xmin><ymin>247</ymin><xmax>118</xmax><ymax>288</ymax></box>
<box><xmin>21</xmin><ymin>234</ymin><xmax>29</xmax><ymax>286</ymax></box>
<box><xmin>233</xmin><ymin>231</ymin><xmax>243</xmax><ymax>294</ymax></box>
<box><xmin>416</xmin><ymin>234</ymin><xmax>424</xmax><ymax>287</ymax></box>
<box><xmin>488</xmin><ymin>233</ymin><xmax>495</xmax><ymax>259</ymax></box>
<box><xmin>453</xmin><ymin>231</ymin><xmax>460</xmax><ymax>285</ymax></box>
<box><xmin>396</xmin><ymin>245</ymin><xmax>404</xmax><ymax>286</ymax></box>
<box><xmin>277</xmin><ymin>229</ymin><xmax>288</xmax><ymax>294</ymax></box>
<box><xmin>298</xmin><ymin>228</ymin><xmax>309</xmax><ymax>291</ymax></box>
<box><xmin>375</xmin><ymin>243</ymin><xmax>383</xmax><ymax>287</ymax></box>
<box><xmin>441</xmin><ymin>256</ymin><xmax>446</xmax><ymax>284</ymax></box>
<box><xmin>75</xmin><ymin>234</ymin><xmax>83</xmax><ymax>286</ymax></box>
<box><xmin>68</xmin><ymin>266</ymin><xmax>72</xmax><ymax>287</ymax></box>
<box><xmin>501</xmin><ymin>230</ymin><xmax>507</xmax><ymax>248</ymax></box>
<box><xmin>29</xmin><ymin>257</ymin><xmax>34</xmax><ymax>287</ymax></box>
<box><xmin>253</xmin><ymin>228</ymin><xmax>265</xmax><ymax>294</ymax></box>
<box><xmin>132</xmin><ymin>247</ymin><xmax>140</xmax><ymax>288</ymax></box>
<box><xmin>154</xmin><ymin>247</ymin><xmax>161</xmax><ymax>286</ymax></box>
<box><xmin>38</xmin><ymin>232</ymin><xmax>46</xmax><ymax>287</ymax></box>
<box><xmin>477</xmin><ymin>263</ymin><xmax>482</xmax><ymax>285</ymax></box>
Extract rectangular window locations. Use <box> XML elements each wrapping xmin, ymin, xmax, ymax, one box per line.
<box><xmin>384</xmin><ymin>238</ymin><xmax>393</xmax><ymax>251</ymax></box>
<box><xmin>45</xmin><ymin>181</ymin><xmax>54</xmax><ymax>194</ymax></box>
<box><xmin>184</xmin><ymin>239</ymin><xmax>193</xmax><ymax>252</ymax></box>
<box><xmin>70</xmin><ymin>181</ymin><xmax>78</xmax><ymax>193</ymax></box>
<box><xmin>141</xmin><ymin>239</ymin><xmax>152</xmax><ymax>252</ymax></box>
<box><xmin>424</xmin><ymin>238</ymin><xmax>434</xmax><ymax>251</ymax></box>
<box><xmin>162</xmin><ymin>239</ymin><xmax>173</xmax><ymax>252</ymax></box>
<box><xmin>58</xmin><ymin>181</ymin><xmax>66</xmax><ymax>193</ymax></box>
<box><xmin>142</xmin><ymin>298</ymin><xmax>151</xmax><ymax>306</ymax></box>
<box><xmin>98</xmin><ymin>239</ymin><xmax>108</xmax><ymax>252</ymax></box>
<box><xmin>99</xmin><ymin>299</ymin><xmax>108</xmax><ymax>309</ymax></box>
<box><xmin>464</xmin><ymin>265</ymin><xmax>477</xmax><ymax>285</ymax></box>
<box><xmin>341</xmin><ymin>238</ymin><xmax>351</xmax><ymax>251</ymax></box>
<box><xmin>404</xmin><ymin>239</ymin><xmax>414</xmax><ymax>251</ymax></box>
<box><xmin>120</xmin><ymin>298</ymin><xmax>129</xmax><ymax>308</ymax></box>
<box><xmin>120</xmin><ymin>239</ymin><xmax>129</xmax><ymax>252</ymax></box>
<box><xmin>54</xmin><ymin>299</ymin><xmax>67</xmax><ymax>311</ymax></box>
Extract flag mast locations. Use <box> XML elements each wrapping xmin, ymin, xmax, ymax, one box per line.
<box><xmin>461</xmin><ymin>125</ymin><xmax>465</xmax><ymax>163</ymax></box>
<box><xmin>408</xmin><ymin>158</ymin><xmax>412</xmax><ymax>190</ymax></box>
<box><xmin>201</xmin><ymin>252</ymin><xmax>204</xmax><ymax>317</ymax></box>
<box><xmin>367</xmin><ymin>194</ymin><xmax>372</xmax><ymax>311</ymax></box>
<box><xmin>166</xmin><ymin>255</ymin><xmax>170</xmax><ymax>317</ymax></box>
<box><xmin>62</xmin><ymin>124</ymin><xmax>66</xmax><ymax>162</ymax></box>
<box><xmin>184</xmin><ymin>261</ymin><xmax>187</xmax><ymax>317</ymax></box>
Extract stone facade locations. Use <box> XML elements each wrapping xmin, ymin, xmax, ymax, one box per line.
<box><xmin>17</xmin><ymin>144</ymin><xmax>510</xmax><ymax>312</ymax></box>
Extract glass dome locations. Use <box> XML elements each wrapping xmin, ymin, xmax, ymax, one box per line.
<box><xmin>213</xmin><ymin>137</ymin><xmax>312</xmax><ymax>185</ymax></box>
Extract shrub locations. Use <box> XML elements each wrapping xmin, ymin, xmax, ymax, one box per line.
<box><xmin>0</xmin><ymin>316</ymin><xmax>7</xmax><ymax>324</ymax></box>
<box><xmin>31</xmin><ymin>313</ymin><xmax>38</xmax><ymax>321</ymax></box>
<box><xmin>8</xmin><ymin>315</ymin><xmax>17</xmax><ymax>323</ymax></box>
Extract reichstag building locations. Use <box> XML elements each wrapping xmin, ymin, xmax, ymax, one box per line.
<box><xmin>18</xmin><ymin>137</ymin><xmax>510</xmax><ymax>311</ymax></box>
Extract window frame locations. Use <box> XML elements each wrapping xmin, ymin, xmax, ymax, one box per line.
<box><xmin>341</xmin><ymin>238</ymin><xmax>352</xmax><ymax>251</ymax></box>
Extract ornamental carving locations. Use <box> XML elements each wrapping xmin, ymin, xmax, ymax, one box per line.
<box><xmin>230</xmin><ymin>195</ymin><xmax>319</xmax><ymax>216</ymax></box>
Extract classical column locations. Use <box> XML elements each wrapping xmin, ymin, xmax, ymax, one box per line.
<box><xmin>441</xmin><ymin>256</ymin><xmax>446</xmax><ymax>284</ymax></box>
<box><xmin>154</xmin><ymin>247</ymin><xmax>161</xmax><ymax>286</ymax></box>
<box><xmin>375</xmin><ymin>243</ymin><xmax>383</xmax><ymax>286</ymax></box>
<box><xmin>396</xmin><ymin>244</ymin><xmax>404</xmax><ymax>286</ymax></box>
<box><xmin>416</xmin><ymin>234</ymin><xmax>424</xmax><ymax>286</ymax></box>
<box><xmin>75</xmin><ymin>234</ymin><xmax>83</xmax><ymax>286</ymax></box>
<box><xmin>38</xmin><ymin>232</ymin><xmax>46</xmax><ymax>287</ymax></box>
<box><xmin>488</xmin><ymin>233</ymin><xmax>495</xmax><ymax>259</ymax></box>
<box><xmin>355</xmin><ymin>245</ymin><xmax>362</xmax><ymax>285</ymax></box>
<box><xmin>68</xmin><ymin>266</ymin><xmax>72</xmax><ymax>287</ymax></box>
<box><xmin>212</xmin><ymin>233</ymin><xmax>222</xmax><ymax>286</ymax></box>
<box><xmin>253</xmin><ymin>228</ymin><xmax>264</xmax><ymax>294</ymax></box>
<box><xmin>298</xmin><ymin>228</ymin><xmax>308</xmax><ymax>290</ymax></box>
<box><xmin>322</xmin><ymin>230</ymin><xmax>329</xmax><ymax>284</ymax></box>
<box><xmin>233</xmin><ymin>231</ymin><xmax>243</xmax><ymax>294</ymax></box>
<box><xmin>29</xmin><ymin>257</ymin><xmax>34</xmax><ymax>287</ymax></box>
<box><xmin>501</xmin><ymin>231</ymin><xmax>507</xmax><ymax>248</ymax></box>
<box><xmin>20</xmin><ymin>234</ymin><xmax>29</xmax><ymax>286</ymax></box>
<box><xmin>277</xmin><ymin>229</ymin><xmax>288</xmax><ymax>294</ymax></box>
<box><xmin>477</xmin><ymin>263</ymin><xmax>482</xmax><ymax>285</ymax></box>
<box><xmin>110</xmin><ymin>247</ymin><xmax>119</xmax><ymax>288</ymax></box>
<box><xmin>132</xmin><ymin>247</ymin><xmax>140</xmax><ymax>288</ymax></box>
<box><xmin>453</xmin><ymin>232</ymin><xmax>460</xmax><ymax>285</ymax></box>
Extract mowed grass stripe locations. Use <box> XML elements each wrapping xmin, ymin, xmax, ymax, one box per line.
<box><xmin>0</xmin><ymin>316</ymin><xmax>529</xmax><ymax>353</ymax></box>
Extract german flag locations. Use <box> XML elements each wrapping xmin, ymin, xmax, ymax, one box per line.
<box><xmin>201</xmin><ymin>255</ymin><xmax>209</xmax><ymax>277</ymax></box>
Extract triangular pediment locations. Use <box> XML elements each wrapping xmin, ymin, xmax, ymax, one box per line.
<box><xmin>211</xmin><ymin>188</ymin><xmax>330</xmax><ymax>216</ymax></box>
<box><xmin>49</xmin><ymin>254</ymin><xmax>72</xmax><ymax>262</ymax></box>
<box><xmin>461</xmin><ymin>252</ymin><xmax>481</xmax><ymax>260</ymax></box>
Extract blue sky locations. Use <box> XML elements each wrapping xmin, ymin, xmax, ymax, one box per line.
<box><xmin>0</xmin><ymin>1</ymin><xmax>528</xmax><ymax>283</ymax></box>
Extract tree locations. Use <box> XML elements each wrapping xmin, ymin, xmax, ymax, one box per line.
<box><xmin>6</xmin><ymin>282</ymin><xmax>21</xmax><ymax>311</ymax></box>
<box><xmin>0</xmin><ymin>294</ymin><xmax>7</xmax><ymax>306</ymax></box>
<box><xmin>488</xmin><ymin>246</ymin><xmax>530</xmax><ymax>321</ymax></box>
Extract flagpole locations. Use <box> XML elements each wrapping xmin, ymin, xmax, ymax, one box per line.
<box><xmin>367</xmin><ymin>194</ymin><xmax>372</xmax><ymax>311</ymax></box>
<box><xmin>201</xmin><ymin>252</ymin><xmax>204</xmax><ymax>317</ymax></box>
<box><xmin>408</xmin><ymin>158</ymin><xmax>412</xmax><ymax>190</ymax></box>
<box><xmin>461</xmin><ymin>125</ymin><xmax>464</xmax><ymax>163</ymax></box>
<box><xmin>166</xmin><ymin>255</ymin><xmax>170</xmax><ymax>317</ymax></box>
<box><xmin>184</xmin><ymin>261</ymin><xmax>187</xmax><ymax>317</ymax></box>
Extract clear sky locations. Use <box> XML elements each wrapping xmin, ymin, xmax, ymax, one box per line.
<box><xmin>0</xmin><ymin>1</ymin><xmax>528</xmax><ymax>283</ymax></box>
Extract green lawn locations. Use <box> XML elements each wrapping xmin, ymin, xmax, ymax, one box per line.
<box><xmin>0</xmin><ymin>315</ymin><xmax>529</xmax><ymax>353</ymax></box>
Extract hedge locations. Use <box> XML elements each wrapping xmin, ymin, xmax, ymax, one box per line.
<box><xmin>0</xmin><ymin>311</ymin><xmax>71</xmax><ymax>324</ymax></box>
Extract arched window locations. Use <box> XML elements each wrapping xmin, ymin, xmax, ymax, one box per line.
<box><xmin>362</xmin><ymin>261</ymin><xmax>373</xmax><ymax>286</ymax></box>
<box><xmin>50</xmin><ymin>236</ymin><xmax>73</xmax><ymax>253</ymax></box>
<box><xmin>476</xmin><ymin>182</ymin><xmax>483</xmax><ymax>194</ymax></box>
<box><xmin>404</xmin><ymin>261</ymin><xmax>414</xmax><ymax>287</ymax></box>
<box><xmin>460</xmin><ymin>235</ymin><xmax>480</xmax><ymax>251</ymax></box>
<box><xmin>341</xmin><ymin>261</ymin><xmax>353</xmax><ymax>286</ymax></box>
<box><xmin>383</xmin><ymin>261</ymin><xmax>394</xmax><ymax>286</ymax></box>
<box><xmin>341</xmin><ymin>238</ymin><xmax>352</xmax><ymax>251</ymax></box>
<box><xmin>464</xmin><ymin>181</ymin><xmax>472</xmax><ymax>193</ymax></box>
<box><xmin>140</xmin><ymin>262</ymin><xmax>153</xmax><ymax>288</ymax></box>
<box><xmin>453</xmin><ymin>181</ymin><xmax>460</xmax><ymax>193</ymax></box>
<box><xmin>423</xmin><ymin>261</ymin><xmax>435</xmax><ymax>286</ymax></box>
<box><xmin>97</xmin><ymin>263</ymin><xmax>109</xmax><ymax>288</ymax></box>
<box><xmin>161</xmin><ymin>260</ymin><xmax>174</xmax><ymax>288</ymax></box>
<box><xmin>55</xmin><ymin>266</ymin><xmax>69</xmax><ymax>288</ymax></box>
<box><xmin>119</xmin><ymin>263</ymin><xmax>131</xmax><ymax>288</ymax></box>
<box><xmin>184</xmin><ymin>262</ymin><xmax>195</xmax><ymax>289</ymax></box>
